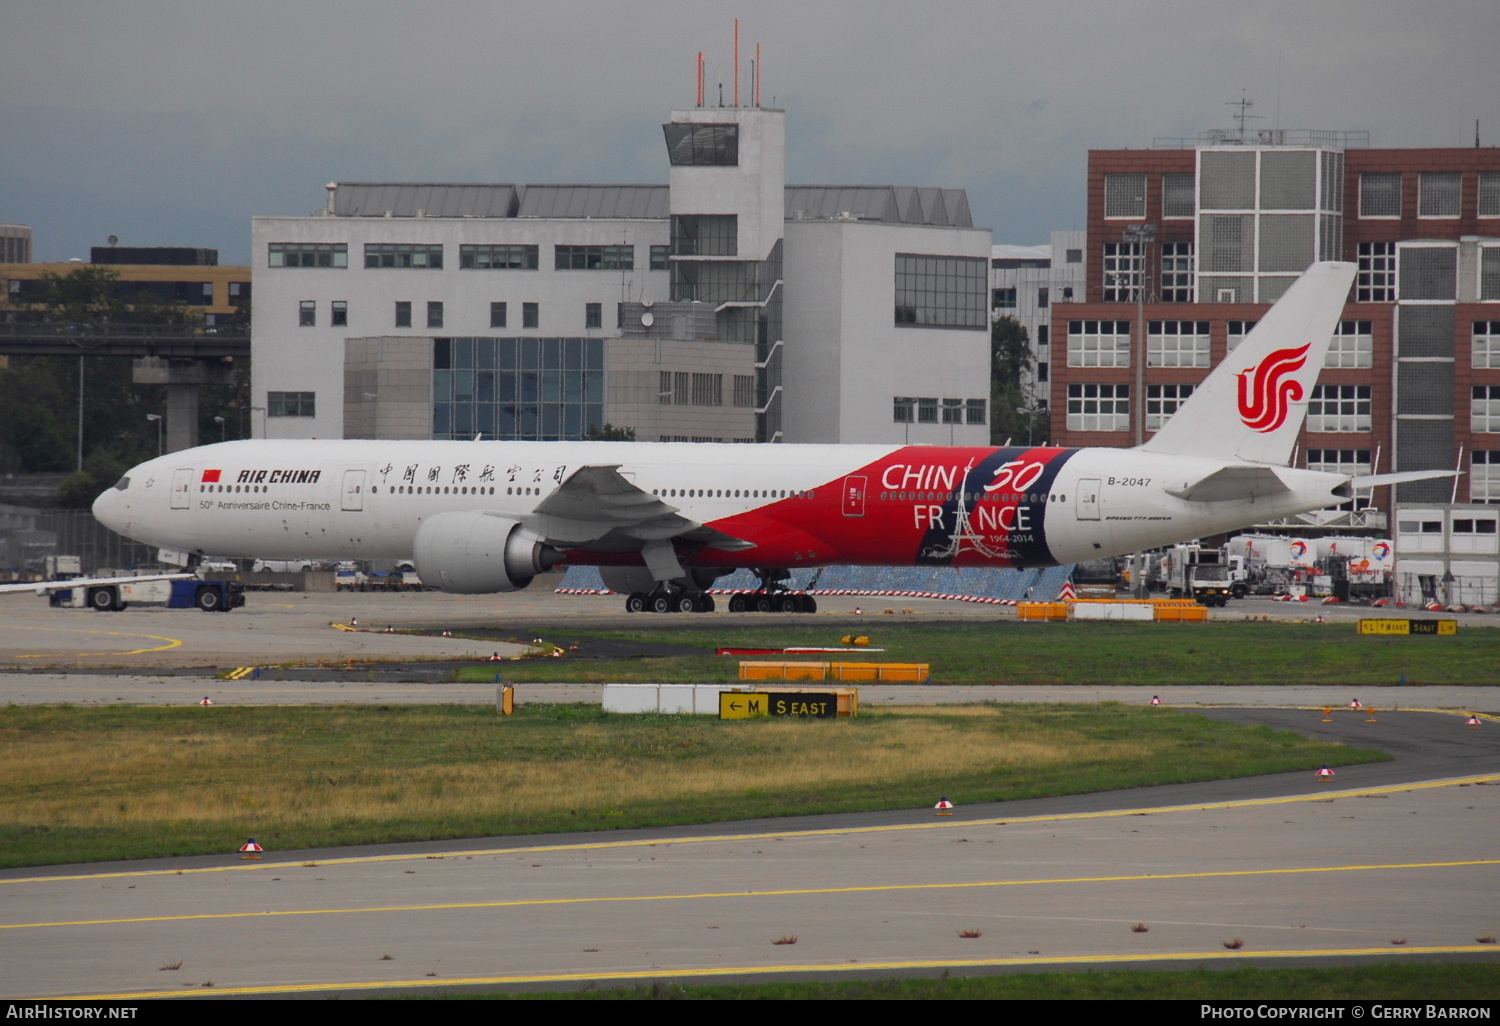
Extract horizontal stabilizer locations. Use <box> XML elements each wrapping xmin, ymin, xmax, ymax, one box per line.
<box><xmin>1165</xmin><ymin>465</ymin><xmax>1291</xmax><ymax>503</ymax></box>
<box><xmin>1350</xmin><ymin>469</ymin><xmax>1460</xmax><ymax>490</ymax></box>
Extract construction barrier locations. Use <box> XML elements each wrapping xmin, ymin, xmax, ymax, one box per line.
<box><xmin>738</xmin><ymin>661</ymin><xmax>929</xmax><ymax>683</ymax></box>
<box><xmin>1017</xmin><ymin>598</ymin><xmax>1210</xmax><ymax>622</ymax></box>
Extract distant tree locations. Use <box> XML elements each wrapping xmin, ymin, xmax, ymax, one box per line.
<box><xmin>583</xmin><ymin>423</ymin><xmax>637</xmax><ymax>441</ymax></box>
<box><xmin>988</xmin><ymin>317</ymin><xmax>1050</xmax><ymax>446</ymax></box>
<box><xmin>56</xmin><ymin>450</ymin><xmax>129</xmax><ymax>510</ymax></box>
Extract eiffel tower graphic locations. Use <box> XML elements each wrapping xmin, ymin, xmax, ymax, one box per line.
<box><xmin>920</xmin><ymin>458</ymin><xmax>1010</xmax><ymax>562</ymax></box>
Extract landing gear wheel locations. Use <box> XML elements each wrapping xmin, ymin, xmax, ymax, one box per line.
<box><xmin>779</xmin><ymin>595</ymin><xmax>799</xmax><ymax>613</ymax></box>
<box><xmin>195</xmin><ymin>587</ymin><xmax>222</xmax><ymax>612</ymax></box>
<box><xmin>728</xmin><ymin>594</ymin><xmax>748</xmax><ymax>613</ymax></box>
<box><xmin>651</xmin><ymin>594</ymin><xmax>673</xmax><ymax>614</ymax></box>
<box><xmin>695</xmin><ymin>594</ymin><xmax>716</xmax><ymax>613</ymax></box>
<box><xmin>674</xmin><ymin>594</ymin><xmax>697</xmax><ymax>614</ymax></box>
<box><xmin>625</xmin><ymin>592</ymin><xmax>647</xmax><ymax>613</ymax></box>
<box><xmin>754</xmin><ymin>595</ymin><xmax>772</xmax><ymax>613</ymax></box>
<box><xmin>798</xmin><ymin>595</ymin><xmax>817</xmax><ymax>614</ymax></box>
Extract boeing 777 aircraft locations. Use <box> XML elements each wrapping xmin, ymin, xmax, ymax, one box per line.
<box><xmin>85</xmin><ymin>262</ymin><xmax>1438</xmax><ymax>613</ymax></box>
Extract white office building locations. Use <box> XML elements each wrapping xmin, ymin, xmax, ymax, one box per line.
<box><xmin>251</xmin><ymin>104</ymin><xmax>992</xmax><ymax>446</ymax></box>
<box><xmin>989</xmin><ymin>230</ymin><xmax>1087</xmax><ymax>407</ymax></box>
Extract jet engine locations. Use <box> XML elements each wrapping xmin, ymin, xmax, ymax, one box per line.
<box><xmin>413</xmin><ymin>512</ymin><xmax>563</xmax><ymax>593</ymax></box>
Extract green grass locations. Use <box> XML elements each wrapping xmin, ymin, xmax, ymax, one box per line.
<box><xmin>454</xmin><ymin>620</ymin><xmax>1500</xmax><ymax>686</ymax></box>
<box><xmin>0</xmin><ymin>703</ymin><xmax>1383</xmax><ymax>867</ymax></box>
<box><xmin>443</xmin><ymin>962</ymin><xmax>1500</xmax><ymax>1000</ymax></box>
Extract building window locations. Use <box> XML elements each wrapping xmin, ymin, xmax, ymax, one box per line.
<box><xmin>365</xmin><ymin>243</ymin><xmax>443</xmax><ymax>269</ymax></box>
<box><xmin>893</xmin><ymin>254</ymin><xmax>987</xmax><ymax>329</ymax></box>
<box><xmin>1473</xmin><ymin>451</ymin><xmax>1500</xmax><ymax>503</ymax></box>
<box><xmin>298</xmin><ymin>300</ymin><xmax>315</xmax><ymax>327</ymax></box>
<box><xmin>734</xmin><ymin>375</ymin><xmax>755</xmax><ymax>408</ymax></box>
<box><xmin>555</xmin><ymin>245</ymin><xmax>634</xmax><ymax>270</ymax></box>
<box><xmin>917</xmin><ymin>397</ymin><xmax>939</xmax><ymax>423</ymax></box>
<box><xmin>1418</xmin><ymin>172</ymin><xmax>1462</xmax><ymax>218</ymax></box>
<box><xmin>268</xmin><ymin>242</ymin><xmax>347</xmax><ymax>268</ymax></box>
<box><xmin>1481</xmin><ymin>247</ymin><xmax>1500</xmax><ymax>301</ymax></box>
<box><xmin>585</xmin><ymin>302</ymin><xmax>602</xmax><ymax>329</ymax></box>
<box><xmin>662</xmin><ymin>123</ymin><xmax>739</xmax><ymax>166</ymax></box>
<box><xmin>1161</xmin><ymin>242</ymin><xmax>1194</xmax><ymax>302</ymax></box>
<box><xmin>1037</xmin><ymin>287</ymin><xmax>1049</xmax><ymax>309</ymax></box>
<box><xmin>1308</xmin><ymin>384</ymin><xmax>1371</xmax><ymax>433</ymax></box>
<box><xmin>432</xmin><ymin>337</ymin><xmax>606</xmax><ymax>442</ymax></box>
<box><xmin>1104</xmin><ymin>173</ymin><xmax>1146</xmax><ymax>219</ymax></box>
<box><xmin>671</xmin><ymin>215</ymin><xmax>737</xmax><ymax>257</ymax></box>
<box><xmin>1481</xmin><ymin>173</ymin><xmax>1500</xmax><ymax>218</ymax></box>
<box><xmin>1148</xmin><ymin>320</ymin><xmax>1210</xmax><ymax>368</ymax></box>
<box><xmin>1357</xmin><ymin>241</ymin><xmax>1396</xmax><ymax>302</ymax></box>
<box><xmin>1037</xmin><ymin>325</ymin><xmax>1049</xmax><ymax>346</ymax></box>
<box><xmin>1359</xmin><ymin>173</ymin><xmax>1402</xmax><ymax>218</ymax></box>
<box><xmin>1102</xmin><ymin>242</ymin><xmax>1141</xmax><ymax>301</ymax></box>
<box><xmin>992</xmin><ymin>287</ymin><xmax>1017</xmax><ymax>309</ymax></box>
<box><xmin>1475</xmin><ymin>386</ymin><xmax>1500</xmax><ymax>433</ymax></box>
<box><xmin>1225</xmin><ymin>320</ymin><xmax>1259</xmax><ymax>353</ymax></box>
<box><xmin>427</xmin><ymin>301</ymin><xmax>443</xmax><ymax>329</ymax></box>
<box><xmin>1162</xmin><ymin>173</ymin><xmax>1195</xmax><ymax>218</ymax></box>
<box><xmin>1146</xmin><ymin>384</ymin><xmax>1195</xmax><ymax>430</ymax></box>
<box><xmin>1067</xmin><ymin>384</ymin><xmax>1129</xmax><ymax>432</ymax></box>
<box><xmin>395</xmin><ymin>301</ymin><xmax>412</xmax><ymax>328</ymax></box>
<box><xmin>690</xmin><ymin>373</ymin><xmax>723</xmax><ymax>406</ymax></box>
<box><xmin>941</xmin><ymin>398</ymin><xmax>964</xmax><ymax>424</ymax></box>
<box><xmin>1307</xmin><ymin>448</ymin><xmax>1371</xmax><ymax>476</ymax></box>
<box><xmin>490</xmin><ymin>302</ymin><xmax>507</xmax><ymax>328</ymax></box>
<box><xmin>1474</xmin><ymin>322</ymin><xmax>1500</xmax><ymax>369</ymax></box>
<box><xmin>1036</xmin><ymin>362</ymin><xmax>1049</xmax><ymax>382</ymax></box>
<box><xmin>965</xmin><ymin>398</ymin><xmax>987</xmax><ymax>425</ymax></box>
<box><xmin>459</xmin><ymin>244</ymin><xmax>538</xmax><ymax>270</ymax></box>
<box><xmin>650</xmin><ymin>245</ymin><xmax>671</xmax><ymax>271</ymax></box>
<box><xmin>268</xmin><ymin>391</ymin><xmax>315</xmax><ymax>417</ymax></box>
<box><xmin>330</xmin><ymin>301</ymin><xmax>347</xmax><ymax>327</ymax></box>
<box><xmin>1400</xmin><ymin>245</ymin><xmax>1458</xmax><ymax>300</ymax></box>
<box><xmin>1065</xmin><ymin>248</ymin><xmax>1082</xmax><ymax>263</ymax></box>
<box><xmin>1068</xmin><ymin>319</ymin><xmax>1132</xmax><ymax>368</ymax></box>
<box><xmin>1324</xmin><ymin>320</ymin><xmax>1373</xmax><ymax>369</ymax></box>
<box><xmin>523</xmin><ymin>302</ymin><xmax>539</xmax><ymax>329</ymax></box>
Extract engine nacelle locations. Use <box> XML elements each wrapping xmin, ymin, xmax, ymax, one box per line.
<box><xmin>413</xmin><ymin>512</ymin><xmax>562</xmax><ymax>594</ymax></box>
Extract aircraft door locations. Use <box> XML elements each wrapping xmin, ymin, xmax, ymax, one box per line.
<box><xmin>842</xmin><ymin>475</ymin><xmax>867</xmax><ymax>517</ymax></box>
<box><xmin>1077</xmin><ymin>478</ymin><xmax>1101</xmax><ymax>521</ymax></box>
<box><xmin>170</xmin><ymin>468</ymin><xmax>194</xmax><ymax>510</ymax></box>
<box><xmin>341</xmin><ymin>470</ymin><xmax>366</xmax><ymax>511</ymax></box>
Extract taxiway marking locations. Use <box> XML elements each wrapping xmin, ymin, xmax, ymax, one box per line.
<box><xmin>7</xmin><ymin>857</ymin><xmax>1497</xmax><ymax>932</ymax></box>
<box><xmin>1</xmin><ymin>623</ymin><xmax>184</xmax><ymax>657</ymax></box>
<box><xmin>7</xmin><ymin>773</ymin><xmax>1495</xmax><ymax>886</ymax></box>
<box><xmin>58</xmin><ymin>944</ymin><xmax>1500</xmax><ymax>1000</ymax></box>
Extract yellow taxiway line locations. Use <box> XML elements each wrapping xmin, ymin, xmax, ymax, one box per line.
<box><xmin>5</xmin><ymin>857</ymin><xmax>1497</xmax><ymax>933</ymax></box>
<box><xmin>54</xmin><ymin>944</ymin><xmax>1500</xmax><ymax>1000</ymax></box>
<box><xmin>7</xmin><ymin>772</ymin><xmax>1497</xmax><ymax>886</ymax></box>
<box><xmin>0</xmin><ymin>623</ymin><xmax>184</xmax><ymax>657</ymax></box>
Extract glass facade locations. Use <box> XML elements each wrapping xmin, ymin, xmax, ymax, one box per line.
<box><xmin>893</xmin><ymin>254</ymin><xmax>987</xmax><ymax>329</ymax></box>
<box><xmin>432</xmin><ymin>337</ymin><xmax>605</xmax><ymax>441</ymax></box>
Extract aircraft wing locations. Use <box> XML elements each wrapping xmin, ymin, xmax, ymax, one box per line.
<box><xmin>1165</xmin><ymin>465</ymin><xmax>1292</xmax><ymax>503</ymax></box>
<box><xmin>518</xmin><ymin>465</ymin><xmax>756</xmax><ymax>552</ymax></box>
<box><xmin>0</xmin><ymin>573</ymin><xmax>193</xmax><ymax>595</ymax></box>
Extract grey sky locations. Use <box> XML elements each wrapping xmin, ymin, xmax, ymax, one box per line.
<box><xmin>3</xmin><ymin>0</ymin><xmax>1496</xmax><ymax>263</ymax></box>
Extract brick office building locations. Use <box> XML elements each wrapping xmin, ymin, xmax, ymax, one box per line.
<box><xmin>1050</xmin><ymin>133</ymin><xmax>1500</xmax><ymax>524</ymax></box>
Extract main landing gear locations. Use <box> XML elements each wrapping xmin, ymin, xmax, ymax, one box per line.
<box><xmin>725</xmin><ymin>591</ymin><xmax>817</xmax><ymax>614</ymax></box>
<box><xmin>624</xmin><ymin>587</ymin><xmax>717</xmax><ymax>614</ymax></box>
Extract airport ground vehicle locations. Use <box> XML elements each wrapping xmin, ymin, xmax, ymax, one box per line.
<box><xmin>45</xmin><ymin>576</ymin><xmax>245</xmax><ymax>612</ymax></box>
<box><xmin>1163</xmin><ymin>544</ymin><xmax>1233</xmax><ymax>606</ymax></box>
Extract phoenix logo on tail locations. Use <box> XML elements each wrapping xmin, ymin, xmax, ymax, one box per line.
<box><xmin>1237</xmin><ymin>344</ymin><xmax>1310</xmax><ymax>433</ymax></box>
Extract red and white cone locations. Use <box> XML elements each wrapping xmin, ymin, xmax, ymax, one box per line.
<box><xmin>239</xmin><ymin>838</ymin><xmax>263</xmax><ymax>860</ymax></box>
<box><xmin>1467</xmin><ymin>715</ymin><xmax>1482</xmax><ymax>730</ymax></box>
<box><xmin>935</xmin><ymin>797</ymin><xmax>955</xmax><ymax>816</ymax></box>
<box><xmin>1149</xmin><ymin>696</ymin><xmax>1162</xmax><ymax>706</ymax></box>
<box><xmin>1349</xmin><ymin>699</ymin><xmax>1363</xmax><ymax>709</ymax></box>
<box><xmin>1316</xmin><ymin>765</ymin><xmax>1336</xmax><ymax>780</ymax></box>
<box><xmin>199</xmin><ymin>696</ymin><xmax>213</xmax><ymax>707</ymax></box>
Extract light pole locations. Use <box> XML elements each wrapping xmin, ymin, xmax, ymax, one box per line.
<box><xmin>146</xmin><ymin>413</ymin><xmax>163</xmax><ymax>456</ymax></box>
<box><xmin>213</xmin><ymin>415</ymin><xmax>226</xmax><ymax>442</ymax></box>
<box><xmin>1123</xmin><ymin>223</ymin><xmax>1157</xmax><ymax>446</ymax></box>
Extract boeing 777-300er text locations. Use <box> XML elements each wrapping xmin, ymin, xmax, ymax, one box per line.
<box><xmin>84</xmin><ymin>262</ymin><xmax>1444</xmax><ymax>613</ymax></box>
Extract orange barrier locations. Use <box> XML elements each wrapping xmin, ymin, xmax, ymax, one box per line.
<box><xmin>739</xmin><ymin>662</ymin><xmax>930</xmax><ymax>683</ymax></box>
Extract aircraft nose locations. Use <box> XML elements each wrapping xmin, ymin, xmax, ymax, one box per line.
<box><xmin>92</xmin><ymin>472</ymin><xmax>130</xmax><ymax>532</ymax></box>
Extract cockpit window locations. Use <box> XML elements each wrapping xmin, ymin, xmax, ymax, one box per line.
<box><xmin>113</xmin><ymin>477</ymin><xmax>130</xmax><ymax>491</ymax></box>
